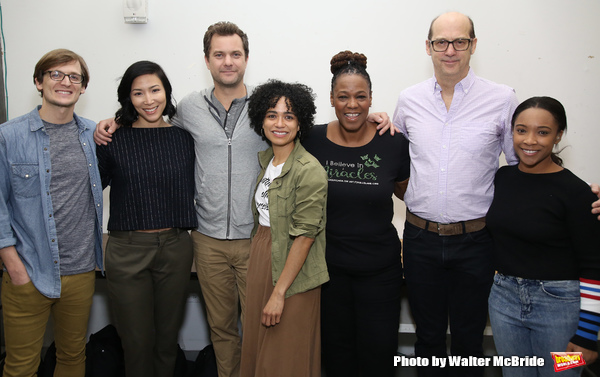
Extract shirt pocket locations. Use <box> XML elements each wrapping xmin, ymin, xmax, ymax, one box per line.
<box><xmin>274</xmin><ymin>186</ymin><xmax>295</xmax><ymax>218</ymax></box>
<box><xmin>11</xmin><ymin>163</ymin><xmax>41</xmax><ymax>198</ymax></box>
<box><xmin>458</xmin><ymin>122</ymin><xmax>496</xmax><ymax>156</ymax></box>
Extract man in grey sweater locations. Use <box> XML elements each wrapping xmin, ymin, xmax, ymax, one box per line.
<box><xmin>174</xmin><ymin>22</ymin><xmax>263</xmax><ymax>377</ymax></box>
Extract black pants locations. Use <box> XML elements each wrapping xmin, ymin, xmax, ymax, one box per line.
<box><xmin>402</xmin><ymin>221</ymin><xmax>495</xmax><ymax>377</ymax></box>
<box><xmin>321</xmin><ymin>262</ymin><xmax>403</xmax><ymax>377</ymax></box>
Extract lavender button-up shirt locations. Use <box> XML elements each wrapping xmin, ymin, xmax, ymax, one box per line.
<box><xmin>393</xmin><ymin>69</ymin><xmax>518</xmax><ymax>223</ymax></box>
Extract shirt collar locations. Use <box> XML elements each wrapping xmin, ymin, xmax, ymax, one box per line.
<box><xmin>30</xmin><ymin>105</ymin><xmax>87</xmax><ymax>132</ymax></box>
<box><xmin>432</xmin><ymin>67</ymin><xmax>475</xmax><ymax>94</ymax></box>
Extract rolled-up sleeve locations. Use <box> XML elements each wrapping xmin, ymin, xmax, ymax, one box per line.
<box><xmin>289</xmin><ymin>160</ymin><xmax>328</xmax><ymax>239</ymax></box>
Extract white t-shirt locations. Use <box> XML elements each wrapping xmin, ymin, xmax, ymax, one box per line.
<box><xmin>255</xmin><ymin>158</ymin><xmax>284</xmax><ymax>227</ymax></box>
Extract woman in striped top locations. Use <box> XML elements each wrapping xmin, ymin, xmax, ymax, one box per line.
<box><xmin>97</xmin><ymin>61</ymin><xmax>196</xmax><ymax>377</ymax></box>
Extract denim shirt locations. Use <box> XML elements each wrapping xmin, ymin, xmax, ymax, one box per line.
<box><xmin>0</xmin><ymin>107</ymin><xmax>103</xmax><ymax>298</ymax></box>
<box><xmin>252</xmin><ymin>141</ymin><xmax>329</xmax><ymax>298</ymax></box>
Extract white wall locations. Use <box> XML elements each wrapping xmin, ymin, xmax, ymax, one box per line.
<box><xmin>3</xmin><ymin>0</ymin><xmax>600</xmax><ymax>234</ymax></box>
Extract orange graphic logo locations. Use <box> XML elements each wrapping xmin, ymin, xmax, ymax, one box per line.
<box><xmin>551</xmin><ymin>352</ymin><xmax>586</xmax><ymax>372</ymax></box>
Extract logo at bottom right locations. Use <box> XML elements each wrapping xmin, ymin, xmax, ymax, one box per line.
<box><xmin>550</xmin><ymin>352</ymin><xmax>586</xmax><ymax>372</ymax></box>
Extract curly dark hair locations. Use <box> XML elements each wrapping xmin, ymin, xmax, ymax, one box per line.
<box><xmin>248</xmin><ymin>79</ymin><xmax>316</xmax><ymax>145</ymax></box>
<box><xmin>330</xmin><ymin>50</ymin><xmax>371</xmax><ymax>92</ymax></box>
<box><xmin>115</xmin><ymin>61</ymin><xmax>177</xmax><ymax>127</ymax></box>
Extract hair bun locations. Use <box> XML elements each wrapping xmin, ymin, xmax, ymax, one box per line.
<box><xmin>330</xmin><ymin>50</ymin><xmax>367</xmax><ymax>74</ymax></box>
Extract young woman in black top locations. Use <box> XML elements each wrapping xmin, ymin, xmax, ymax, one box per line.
<box><xmin>97</xmin><ymin>61</ymin><xmax>196</xmax><ymax>377</ymax></box>
<box><xmin>487</xmin><ymin>97</ymin><xmax>600</xmax><ymax>376</ymax></box>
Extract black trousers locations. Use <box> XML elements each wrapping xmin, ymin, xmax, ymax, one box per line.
<box><xmin>321</xmin><ymin>262</ymin><xmax>403</xmax><ymax>377</ymax></box>
<box><xmin>402</xmin><ymin>221</ymin><xmax>495</xmax><ymax>377</ymax></box>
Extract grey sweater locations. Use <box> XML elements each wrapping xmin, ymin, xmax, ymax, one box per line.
<box><xmin>172</xmin><ymin>86</ymin><xmax>267</xmax><ymax>240</ymax></box>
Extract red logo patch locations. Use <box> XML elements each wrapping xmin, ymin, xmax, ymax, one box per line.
<box><xmin>551</xmin><ymin>352</ymin><xmax>586</xmax><ymax>372</ymax></box>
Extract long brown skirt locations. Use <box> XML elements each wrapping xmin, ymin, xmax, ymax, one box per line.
<box><xmin>240</xmin><ymin>225</ymin><xmax>321</xmax><ymax>377</ymax></box>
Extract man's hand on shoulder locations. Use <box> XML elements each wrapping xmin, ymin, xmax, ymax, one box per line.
<box><xmin>591</xmin><ymin>183</ymin><xmax>600</xmax><ymax>220</ymax></box>
<box><xmin>94</xmin><ymin>118</ymin><xmax>119</xmax><ymax>145</ymax></box>
<box><xmin>367</xmin><ymin>112</ymin><xmax>398</xmax><ymax>136</ymax></box>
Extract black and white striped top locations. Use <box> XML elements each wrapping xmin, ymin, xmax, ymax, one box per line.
<box><xmin>97</xmin><ymin>126</ymin><xmax>197</xmax><ymax>231</ymax></box>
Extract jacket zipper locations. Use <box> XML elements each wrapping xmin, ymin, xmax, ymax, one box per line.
<box><xmin>226</xmin><ymin>136</ymin><xmax>232</xmax><ymax>238</ymax></box>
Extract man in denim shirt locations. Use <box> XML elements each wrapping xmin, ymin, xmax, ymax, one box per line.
<box><xmin>0</xmin><ymin>49</ymin><xmax>103</xmax><ymax>376</ymax></box>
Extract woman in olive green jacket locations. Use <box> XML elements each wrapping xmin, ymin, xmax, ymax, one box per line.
<box><xmin>240</xmin><ymin>80</ymin><xmax>328</xmax><ymax>377</ymax></box>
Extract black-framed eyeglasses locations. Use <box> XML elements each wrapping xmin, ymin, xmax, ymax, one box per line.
<box><xmin>45</xmin><ymin>70</ymin><xmax>84</xmax><ymax>84</ymax></box>
<box><xmin>429</xmin><ymin>38</ymin><xmax>472</xmax><ymax>52</ymax></box>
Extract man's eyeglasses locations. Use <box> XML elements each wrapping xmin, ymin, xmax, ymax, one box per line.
<box><xmin>429</xmin><ymin>38</ymin><xmax>472</xmax><ymax>52</ymax></box>
<box><xmin>45</xmin><ymin>70</ymin><xmax>84</xmax><ymax>84</ymax></box>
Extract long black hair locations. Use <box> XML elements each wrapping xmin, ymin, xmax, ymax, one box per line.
<box><xmin>115</xmin><ymin>61</ymin><xmax>176</xmax><ymax>127</ymax></box>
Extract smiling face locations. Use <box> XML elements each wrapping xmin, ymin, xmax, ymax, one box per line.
<box><xmin>426</xmin><ymin>12</ymin><xmax>477</xmax><ymax>84</ymax></box>
<box><xmin>262</xmin><ymin>97</ymin><xmax>299</xmax><ymax>150</ymax></box>
<box><xmin>330</xmin><ymin>73</ymin><xmax>372</xmax><ymax>133</ymax></box>
<box><xmin>130</xmin><ymin>73</ymin><xmax>167</xmax><ymax>127</ymax></box>
<box><xmin>35</xmin><ymin>60</ymin><xmax>85</xmax><ymax>110</ymax></box>
<box><xmin>204</xmin><ymin>34</ymin><xmax>248</xmax><ymax>89</ymax></box>
<box><xmin>513</xmin><ymin>107</ymin><xmax>564</xmax><ymax>173</ymax></box>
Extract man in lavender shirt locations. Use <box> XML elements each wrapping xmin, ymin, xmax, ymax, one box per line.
<box><xmin>392</xmin><ymin>12</ymin><xmax>516</xmax><ymax>377</ymax></box>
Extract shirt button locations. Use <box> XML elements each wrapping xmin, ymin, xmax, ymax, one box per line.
<box><xmin>83</xmin><ymin>143</ymin><xmax>86</xmax><ymax>146</ymax></box>
<box><xmin>89</xmin><ymin>164</ymin><xmax>92</xmax><ymax>167</ymax></box>
<box><xmin>51</xmin><ymin>239</ymin><xmax>55</xmax><ymax>242</ymax></box>
<box><xmin>46</xmin><ymin>169</ymin><xmax>49</xmax><ymax>173</ymax></box>
<box><xmin>25</xmin><ymin>174</ymin><xmax>29</xmax><ymax>178</ymax></box>
<box><xmin>49</xmin><ymin>214</ymin><xmax>52</xmax><ymax>217</ymax></box>
<box><xmin>54</xmin><ymin>260</ymin><xmax>58</xmax><ymax>264</ymax></box>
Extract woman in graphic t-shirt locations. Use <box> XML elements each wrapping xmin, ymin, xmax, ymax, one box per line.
<box><xmin>301</xmin><ymin>51</ymin><xmax>410</xmax><ymax>377</ymax></box>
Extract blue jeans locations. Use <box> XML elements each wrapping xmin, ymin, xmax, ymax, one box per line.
<box><xmin>402</xmin><ymin>221</ymin><xmax>495</xmax><ymax>377</ymax></box>
<box><xmin>488</xmin><ymin>273</ymin><xmax>581</xmax><ymax>377</ymax></box>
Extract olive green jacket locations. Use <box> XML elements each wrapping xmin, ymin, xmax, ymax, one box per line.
<box><xmin>252</xmin><ymin>141</ymin><xmax>329</xmax><ymax>298</ymax></box>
